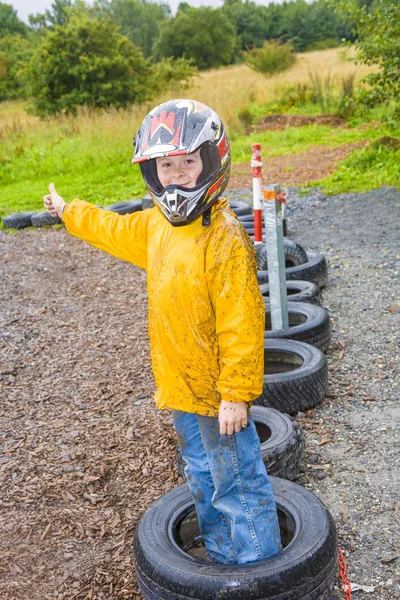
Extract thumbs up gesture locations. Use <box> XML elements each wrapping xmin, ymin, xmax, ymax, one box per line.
<box><xmin>44</xmin><ymin>183</ymin><xmax>66</xmax><ymax>218</ymax></box>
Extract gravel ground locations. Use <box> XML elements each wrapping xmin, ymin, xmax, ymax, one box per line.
<box><xmin>231</xmin><ymin>185</ymin><xmax>400</xmax><ymax>599</ymax></box>
<box><xmin>0</xmin><ymin>187</ymin><xmax>399</xmax><ymax>599</ymax></box>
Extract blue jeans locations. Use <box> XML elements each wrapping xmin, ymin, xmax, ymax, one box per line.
<box><xmin>172</xmin><ymin>410</ymin><xmax>282</xmax><ymax>564</ymax></box>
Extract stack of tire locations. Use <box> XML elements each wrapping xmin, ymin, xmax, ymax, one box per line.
<box><xmin>134</xmin><ymin>200</ymin><xmax>339</xmax><ymax>599</ymax></box>
<box><xmin>4</xmin><ymin>198</ymin><xmax>339</xmax><ymax>598</ymax></box>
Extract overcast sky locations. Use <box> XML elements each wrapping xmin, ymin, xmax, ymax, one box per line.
<box><xmin>10</xmin><ymin>0</ymin><xmax>291</xmax><ymax>22</ymax></box>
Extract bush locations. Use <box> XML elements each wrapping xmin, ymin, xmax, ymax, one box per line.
<box><xmin>24</xmin><ymin>12</ymin><xmax>153</xmax><ymax>116</ymax></box>
<box><xmin>305</xmin><ymin>38</ymin><xmax>340</xmax><ymax>52</ymax></box>
<box><xmin>150</xmin><ymin>57</ymin><xmax>196</xmax><ymax>95</ymax></box>
<box><xmin>243</xmin><ymin>40</ymin><xmax>297</xmax><ymax>77</ymax></box>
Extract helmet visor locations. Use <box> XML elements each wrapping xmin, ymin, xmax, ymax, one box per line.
<box><xmin>140</xmin><ymin>142</ymin><xmax>222</xmax><ymax>196</ymax></box>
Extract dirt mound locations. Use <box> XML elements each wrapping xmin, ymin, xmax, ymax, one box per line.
<box><xmin>228</xmin><ymin>140</ymin><xmax>369</xmax><ymax>190</ymax></box>
<box><xmin>257</xmin><ymin>114</ymin><xmax>347</xmax><ymax>132</ymax></box>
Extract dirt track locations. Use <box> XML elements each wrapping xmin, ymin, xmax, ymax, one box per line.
<box><xmin>1</xmin><ymin>187</ymin><xmax>399</xmax><ymax>599</ymax></box>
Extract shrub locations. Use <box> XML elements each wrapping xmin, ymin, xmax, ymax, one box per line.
<box><xmin>305</xmin><ymin>38</ymin><xmax>341</xmax><ymax>52</ymax></box>
<box><xmin>150</xmin><ymin>57</ymin><xmax>196</xmax><ymax>95</ymax></box>
<box><xmin>24</xmin><ymin>12</ymin><xmax>153</xmax><ymax>117</ymax></box>
<box><xmin>243</xmin><ymin>40</ymin><xmax>297</xmax><ymax>77</ymax></box>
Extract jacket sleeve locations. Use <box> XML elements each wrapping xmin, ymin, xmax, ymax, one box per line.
<box><xmin>63</xmin><ymin>199</ymin><xmax>148</xmax><ymax>270</ymax></box>
<box><xmin>206</xmin><ymin>250</ymin><xmax>265</xmax><ymax>403</ymax></box>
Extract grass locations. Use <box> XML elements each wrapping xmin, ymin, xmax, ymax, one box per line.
<box><xmin>0</xmin><ymin>48</ymin><xmax>398</xmax><ymax>220</ymax></box>
<box><xmin>318</xmin><ymin>141</ymin><xmax>400</xmax><ymax>194</ymax></box>
<box><xmin>229</xmin><ymin>122</ymin><xmax>397</xmax><ymax>164</ymax></box>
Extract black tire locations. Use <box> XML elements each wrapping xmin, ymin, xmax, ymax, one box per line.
<box><xmin>31</xmin><ymin>211</ymin><xmax>62</xmax><ymax>227</ymax></box>
<box><xmin>241</xmin><ymin>221</ymin><xmax>263</xmax><ymax>231</ymax></box>
<box><xmin>260</xmin><ymin>280</ymin><xmax>320</xmax><ymax>304</ymax></box>
<box><xmin>103</xmin><ymin>199</ymin><xmax>142</xmax><ymax>215</ymax></box>
<box><xmin>176</xmin><ymin>406</ymin><xmax>305</xmax><ymax>481</ymax></box>
<box><xmin>257</xmin><ymin>251</ymin><xmax>328</xmax><ymax>289</ymax></box>
<box><xmin>256</xmin><ymin>239</ymin><xmax>308</xmax><ymax>269</ymax></box>
<box><xmin>228</xmin><ymin>199</ymin><xmax>252</xmax><ymax>216</ymax></box>
<box><xmin>264</xmin><ymin>301</ymin><xmax>331</xmax><ymax>352</ymax></box>
<box><xmin>239</xmin><ymin>214</ymin><xmax>288</xmax><ymax>235</ymax></box>
<box><xmin>134</xmin><ymin>479</ymin><xmax>338</xmax><ymax>600</ymax></box>
<box><xmin>3</xmin><ymin>212</ymin><xmax>36</xmax><ymax>229</ymax></box>
<box><xmin>252</xmin><ymin>407</ymin><xmax>305</xmax><ymax>480</ymax></box>
<box><xmin>238</xmin><ymin>213</ymin><xmax>256</xmax><ymax>222</ymax></box>
<box><xmin>255</xmin><ymin>339</ymin><xmax>328</xmax><ymax>414</ymax></box>
<box><xmin>142</xmin><ymin>194</ymin><xmax>155</xmax><ymax>210</ymax></box>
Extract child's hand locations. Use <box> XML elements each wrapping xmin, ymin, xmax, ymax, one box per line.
<box><xmin>44</xmin><ymin>183</ymin><xmax>66</xmax><ymax>218</ymax></box>
<box><xmin>219</xmin><ymin>400</ymin><xmax>248</xmax><ymax>435</ymax></box>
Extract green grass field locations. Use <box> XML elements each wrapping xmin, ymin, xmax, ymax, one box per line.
<box><xmin>0</xmin><ymin>50</ymin><xmax>399</xmax><ymax>221</ymax></box>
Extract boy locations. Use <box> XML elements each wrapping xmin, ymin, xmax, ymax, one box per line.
<box><xmin>44</xmin><ymin>99</ymin><xmax>281</xmax><ymax>564</ymax></box>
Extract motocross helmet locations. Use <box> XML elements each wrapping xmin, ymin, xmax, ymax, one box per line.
<box><xmin>132</xmin><ymin>99</ymin><xmax>230</xmax><ymax>226</ymax></box>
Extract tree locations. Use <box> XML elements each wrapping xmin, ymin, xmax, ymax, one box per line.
<box><xmin>0</xmin><ymin>3</ymin><xmax>28</xmax><ymax>38</ymax></box>
<box><xmin>28</xmin><ymin>0</ymin><xmax>74</xmax><ymax>30</ymax></box>
<box><xmin>222</xmin><ymin>0</ymin><xmax>275</xmax><ymax>52</ymax></box>
<box><xmin>93</xmin><ymin>0</ymin><xmax>169</xmax><ymax>58</ymax></box>
<box><xmin>0</xmin><ymin>34</ymin><xmax>33</xmax><ymax>99</ymax></box>
<box><xmin>329</xmin><ymin>0</ymin><xmax>400</xmax><ymax>105</ymax></box>
<box><xmin>222</xmin><ymin>0</ymin><xmax>349</xmax><ymax>54</ymax></box>
<box><xmin>25</xmin><ymin>12</ymin><xmax>152</xmax><ymax>116</ymax></box>
<box><xmin>154</xmin><ymin>6</ymin><xmax>236</xmax><ymax>70</ymax></box>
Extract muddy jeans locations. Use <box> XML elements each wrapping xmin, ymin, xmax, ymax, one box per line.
<box><xmin>172</xmin><ymin>410</ymin><xmax>282</xmax><ymax>564</ymax></box>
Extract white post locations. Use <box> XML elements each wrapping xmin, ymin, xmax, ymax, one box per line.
<box><xmin>251</xmin><ymin>143</ymin><xmax>263</xmax><ymax>244</ymax></box>
<box><xmin>262</xmin><ymin>184</ymin><xmax>288</xmax><ymax>330</ymax></box>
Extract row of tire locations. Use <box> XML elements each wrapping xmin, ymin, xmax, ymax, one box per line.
<box><xmin>6</xmin><ymin>197</ymin><xmax>340</xmax><ymax>598</ymax></box>
<box><xmin>135</xmin><ymin>200</ymin><xmax>339</xmax><ymax>599</ymax></box>
<box><xmin>1</xmin><ymin>198</ymin><xmax>145</xmax><ymax>229</ymax></box>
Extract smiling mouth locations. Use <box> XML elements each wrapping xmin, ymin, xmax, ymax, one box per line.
<box><xmin>174</xmin><ymin>181</ymin><xmax>192</xmax><ymax>188</ymax></box>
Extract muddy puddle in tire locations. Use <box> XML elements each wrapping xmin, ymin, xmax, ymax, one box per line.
<box><xmin>0</xmin><ymin>186</ymin><xmax>399</xmax><ymax>599</ymax></box>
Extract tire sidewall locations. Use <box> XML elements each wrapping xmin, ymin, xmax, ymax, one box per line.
<box><xmin>260</xmin><ymin>280</ymin><xmax>319</xmax><ymax>304</ymax></box>
<box><xmin>134</xmin><ymin>479</ymin><xmax>337</xmax><ymax>599</ymax></box>
<box><xmin>264</xmin><ymin>301</ymin><xmax>330</xmax><ymax>348</ymax></box>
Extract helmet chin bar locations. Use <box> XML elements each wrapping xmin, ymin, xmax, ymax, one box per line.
<box><xmin>164</xmin><ymin>188</ymin><xmax>190</xmax><ymax>224</ymax></box>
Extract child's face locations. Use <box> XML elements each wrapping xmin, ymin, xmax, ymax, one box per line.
<box><xmin>156</xmin><ymin>149</ymin><xmax>203</xmax><ymax>189</ymax></box>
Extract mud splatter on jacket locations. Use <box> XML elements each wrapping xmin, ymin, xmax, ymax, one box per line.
<box><xmin>63</xmin><ymin>198</ymin><xmax>265</xmax><ymax>417</ymax></box>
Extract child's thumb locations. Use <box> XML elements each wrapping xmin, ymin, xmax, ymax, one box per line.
<box><xmin>49</xmin><ymin>182</ymin><xmax>57</xmax><ymax>197</ymax></box>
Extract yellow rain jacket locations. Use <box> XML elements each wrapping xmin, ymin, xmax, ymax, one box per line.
<box><xmin>63</xmin><ymin>198</ymin><xmax>265</xmax><ymax>417</ymax></box>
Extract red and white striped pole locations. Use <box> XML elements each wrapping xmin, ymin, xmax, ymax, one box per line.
<box><xmin>251</xmin><ymin>143</ymin><xmax>263</xmax><ymax>244</ymax></box>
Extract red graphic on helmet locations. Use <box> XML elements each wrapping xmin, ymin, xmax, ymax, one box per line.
<box><xmin>145</xmin><ymin>111</ymin><xmax>183</xmax><ymax>151</ymax></box>
<box><xmin>150</xmin><ymin>111</ymin><xmax>176</xmax><ymax>138</ymax></box>
<box><xmin>218</xmin><ymin>132</ymin><xmax>229</xmax><ymax>160</ymax></box>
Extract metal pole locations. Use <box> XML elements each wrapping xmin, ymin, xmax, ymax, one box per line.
<box><xmin>262</xmin><ymin>184</ymin><xmax>288</xmax><ymax>330</ymax></box>
<box><xmin>251</xmin><ymin>143</ymin><xmax>263</xmax><ymax>245</ymax></box>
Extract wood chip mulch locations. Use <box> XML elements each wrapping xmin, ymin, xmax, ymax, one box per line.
<box><xmin>0</xmin><ymin>230</ymin><xmax>181</xmax><ymax>599</ymax></box>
